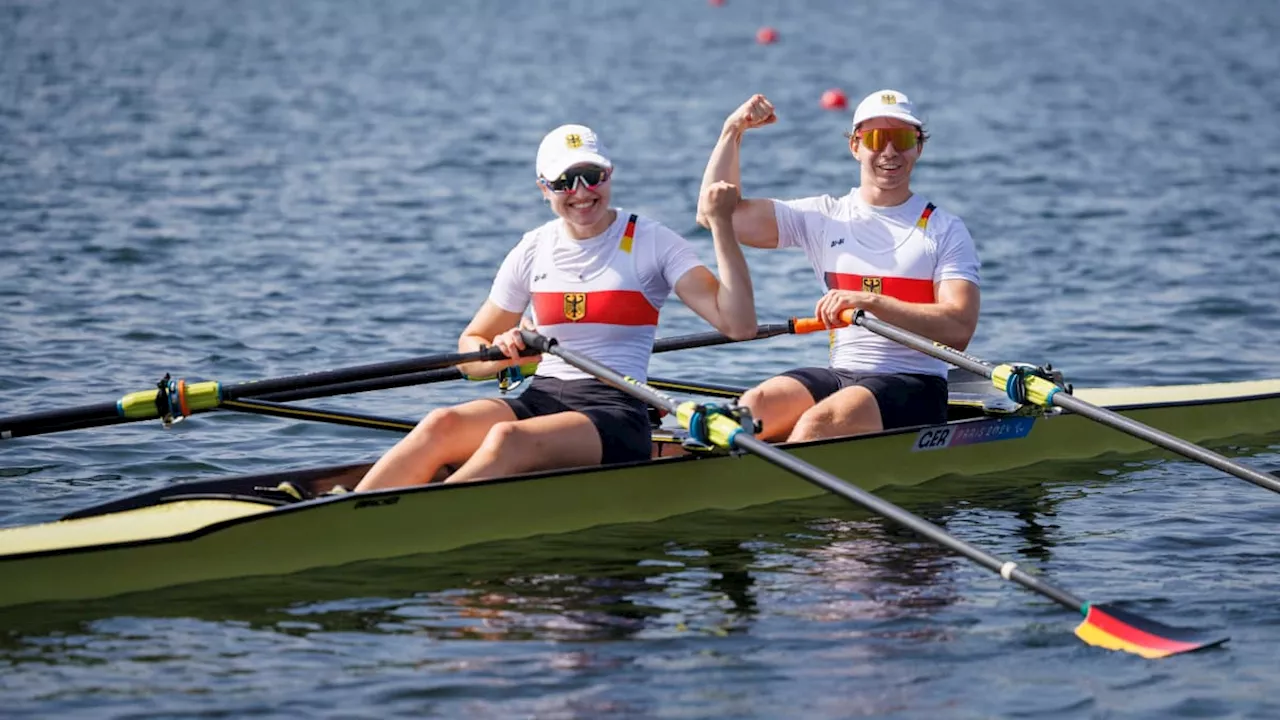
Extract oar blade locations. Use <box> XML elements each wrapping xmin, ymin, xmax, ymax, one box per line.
<box><xmin>1074</xmin><ymin>604</ymin><xmax>1227</xmax><ymax>659</ymax></box>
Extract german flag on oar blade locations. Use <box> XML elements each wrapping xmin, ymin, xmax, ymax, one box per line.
<box><xmin>1075</xmin><ymin>604</ymin><xmax>1228</xmax><ymax>659</ymax></box>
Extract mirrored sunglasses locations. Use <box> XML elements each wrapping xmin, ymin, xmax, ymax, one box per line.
<box><xmin>541</xmin><ymin>165</ymin><xmax>611</xmax><ymax>194</ymax></box>
<box><xmin>856</xmin><ymin>127</ymin><xmax>921</xmax><ymax>152</ymax></box>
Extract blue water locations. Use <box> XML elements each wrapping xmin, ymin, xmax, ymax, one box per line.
<box><xmin>3</xmin><ymin>0</ymin><xmax>1280</xmax><ymax>716</ymax></box>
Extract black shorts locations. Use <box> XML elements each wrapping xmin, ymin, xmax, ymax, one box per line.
<box><xmin>779</xmin><ymin>367</ymin><xmax>948</xmax><ymax>430</ymax></box>
<box><xmin>500</xmin><ymin>376</ymin><xmax>652</xmax><ymax>465</ymax></box>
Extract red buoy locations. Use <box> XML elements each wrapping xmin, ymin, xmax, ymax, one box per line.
<box><xmin>708</xmin><ymin>0</ymin><xmax>725</xmax><ymax>6</ymax></box>
<box><xmin>756</xmin><ymin>27</ymin><xmax>778</xmax><ymax>45</ymax></box>
<box><xmin>820</xmin><ymin>89</ymin><xmax>848</xmax><ymax>111</ymax></box>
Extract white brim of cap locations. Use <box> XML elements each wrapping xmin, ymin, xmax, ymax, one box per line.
<box><xmin>539</xmin><ymin>151</ymin><xmax>613</xmax><ymax>180</ymax></box>
<box><xmin>852</xmin><ymin>110</ymin><xmax>923</xmax><ymax>128</ymax></box>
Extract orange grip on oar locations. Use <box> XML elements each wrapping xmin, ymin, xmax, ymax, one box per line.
<box><xmin>791</xmin><ymin>314</ymin><xmax>856</xmax><ymax>334</ymax></box>
<box><xmin>790</xmin><ymin>318</ymin><xmax>829</xmax><ymax>334</ymax></box>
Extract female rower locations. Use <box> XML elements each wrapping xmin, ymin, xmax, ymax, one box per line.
<box><xmin>355</xmin><ymin>124</ymin><xmax>755</xmax><ymax>490</ymax></box>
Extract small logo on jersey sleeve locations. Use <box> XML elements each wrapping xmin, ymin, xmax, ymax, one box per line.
<box><xmin>563</xmin><ymin>292</ymin><xmax>587</xmax><ymax>321</ymax></box>
<box><xmin>861</xmin><ymin>277</ymin><xmax>883</xmax><ymax>294</ymax></box>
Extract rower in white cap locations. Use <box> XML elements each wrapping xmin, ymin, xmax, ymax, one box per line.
<box><xmin>695</xmin><ymin>90</ymin><xmax>982</xmax><ymax>442</ymax></box>
<box><xmin>357</xmin><ymin>123</ymin><xmax>757</xmax><ymax>490</ymax></box>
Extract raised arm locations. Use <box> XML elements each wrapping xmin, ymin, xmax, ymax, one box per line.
<box><xmin>696</xmin><ymin>94</ymin><xmax>783</xmax><ymax>250</ymax></box>
<box><xmin>676</xmin><ymin>181</ymin><xmax>758</xmax><ymax>340</ymax></box>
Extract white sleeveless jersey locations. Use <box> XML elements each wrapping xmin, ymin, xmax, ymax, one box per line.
<box><xmin>774</xmin><ymin>191</ymin><xmax>980</xmax><ymax>377</ymax></box>
<box><xmin>488</xmin><ymin>211</ymin><xmax>704</xmax><ymax>382</ymax></box>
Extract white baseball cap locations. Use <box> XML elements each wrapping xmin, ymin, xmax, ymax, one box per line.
<box><xmin>851</xmin><ymin>89</ymin><xmax>923</xmax><ymax>130</ymax></box>
<box><xmin>535</xmin><ymin>124</ymin><xmax>613</xmax><ymax>180</ymax></box>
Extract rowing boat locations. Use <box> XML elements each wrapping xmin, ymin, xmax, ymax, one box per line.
<box><xmin>3</xmin><ymin>368</ymin><xmax>1278</xmax><ymax>611</ymax></box>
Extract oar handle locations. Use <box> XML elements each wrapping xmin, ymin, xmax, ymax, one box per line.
<box><xmin>790</xmin><ymin>318</ymin><xmax>830</xmax><ymax>335</ymax></box>
<box><xmin>518</xmin><ymin>331</ymin><xmax>557</xmax><ymax>356</ymax></box>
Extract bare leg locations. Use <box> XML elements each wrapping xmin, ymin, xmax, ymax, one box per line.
<box><xmin>737</xmin><ymin>375</ymin><xmax>818</xmax><ymax>441</ymax></box>
<box><xmin>445</xmin><ymin>411</ymin><xmax>604</xmax><ymax>484</ymax></box>
<box><xmin>355</xmin><ymin>399</ymin><xmax>517</xmax><ymax>491</ymax></box>
<box><xmin>789</xmin><ymin>385</ymin><xmax>883</xmax><ymax>442</ymax></box>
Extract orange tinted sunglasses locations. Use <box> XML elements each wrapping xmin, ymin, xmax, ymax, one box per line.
<box><xmin>855</xmin><ymin>127</ymin><xmax>921</xmax><ymax>152</ymax></box>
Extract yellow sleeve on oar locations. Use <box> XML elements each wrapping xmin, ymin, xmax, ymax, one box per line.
<box><xmin>674</xmin><ymin>401</ymin><xmax>746</xmax><ymax>449</ymax></box>
<box><xmin>991</xmin><ymin>364</ymin><xmax>1062</xmax><ymax>407</ymax></box>
<box><xmin>462</xmin><ymin>361</ymin><xmax>540</xmax><ymax>382</ymax></box>
<box><xmin>116</xmin><ymin>381</ymin><xmax>222</xmax><ymax>419</ymax></box>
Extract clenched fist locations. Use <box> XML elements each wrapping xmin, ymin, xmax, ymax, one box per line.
<box><xmin>723</xmin><ymin>94</ymin><xmax>777</xmax><ymax>135</ymax></box>
<box><xmin>700</xmin><ymin>181</ymin><xmax>742</xmax><ymax>221</ymax></box>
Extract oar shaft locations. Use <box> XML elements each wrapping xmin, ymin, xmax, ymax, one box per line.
<box><xmin>218</xmin><ymin>347</ymin><xmax>511</xmax><ymax>402</ymax></box>
<box><xmin>732</xmin><ymin>432</ymin><xmax>1085</xmax><ymax>610</ymax></box>
<box><xmin>648</xmin><ymin>377</ymin><xmax>746</xmax><ymax>398</ymax></box>
<box><xmin>849</xmin><ymin>312</ymin><xmax>1280</xmax><ymax>494</ymax></box>
<box><xmin>0</xmin><ymin>402</ymin><xmax>123</xmax><ymax>440</ymax></box>
<box><xmin>255</xmin><ymin>367</ymin><xmax>466</xmax><ymax>403</ymax></box>
<box><xmin>1052</xmin><ymin>393</ymin><xmax>1280</xmax><ymax>493</ymax></box>
<box><xmin>221</xmin><ymin>399</ymin><xmax>417</xmax><ymax>432</ymax></box>
<box><xmin>0</xmin><ymin>347</ymin><xmax>512</xmax><ymax>440</ymax></box>
<box><xmin>854</xmin><ymin>314</ymin><xmax>995</xmax><ymax>376</ymax></box>
<box><xmin>651</xmin><ymin>322</ymin><xmax>796</xmax><ymax>353</ymax></box>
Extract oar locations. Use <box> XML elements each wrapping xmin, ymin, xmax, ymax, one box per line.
<box><xmin>649</xmin><ymin>319</ymin><xmax>819</xmax><ymax>352</ymax></box>
<box><xmin>253</xmin><ymin>366</ymin><xmax>471</xmax><ymax>403</ymax></box>
<box><xmin>219</xmin><ymin>399</ymin><xmax>418</xmax><ymax>433</ymax></box>
<box><xmin>517</xmin><ymin>329</ymin><xmax>1227</xmax><ymax>659</ymax></box>
<box><xmin>838</xmin><ymin>310</ymin><xmax>1280</xmax><ymax>495</ymax></box>
<box><xmin>263</xmin><ymin>320</ymin><xmax>816</xmax><ymax>401</ymax></box>
<box><xmin>0</xmin><ymin>346</ymin><xmax>524</xmax><ymax>440</ymax></box>
<box><xmin>0</xmin><ymin>319</ymin><xmax>825</xmax><ymax>440</ymax></box>
<box><xmin>648</xmin><ymin>377</ymin><xmax>747</xmax><ymax>398</ymax></box>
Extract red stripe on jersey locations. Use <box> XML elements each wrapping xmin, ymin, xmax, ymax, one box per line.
<box><xmin>532</xmin><ymin>290</ymin><xmax>660</xmax><ymax>326</ymax></box>
<box><xmin>823</xmin><ymin>273</ymin><xmax>936</xmax><ymax>303</ymax></box>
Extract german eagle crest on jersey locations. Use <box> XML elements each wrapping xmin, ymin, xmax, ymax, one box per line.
<box><xmin>563</xmin><ymin>292</ymin><xmax>587</xmax><ymax>321</ymax></box>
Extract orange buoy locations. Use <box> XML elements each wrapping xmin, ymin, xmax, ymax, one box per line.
<box><xmin>820</xmin><ymin>89</ymin><xmax>848</xmax><ymax>110</ymax></box>
<box><xmin>756</xmin><ymin>27</ymin><xmax>778</xmax><ymax>45</ymax></box>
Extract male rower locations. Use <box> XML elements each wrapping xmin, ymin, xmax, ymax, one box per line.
<box><xmin>697</xmin><ymin>90</ymin><xmax>981</xmax><ymax>441</ymax></box>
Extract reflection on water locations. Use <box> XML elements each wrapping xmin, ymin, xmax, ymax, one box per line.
<box><xmin>4</xmin><ymin>449</ymin><xmax>1280</xmax><ymax>716</ymax></box>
